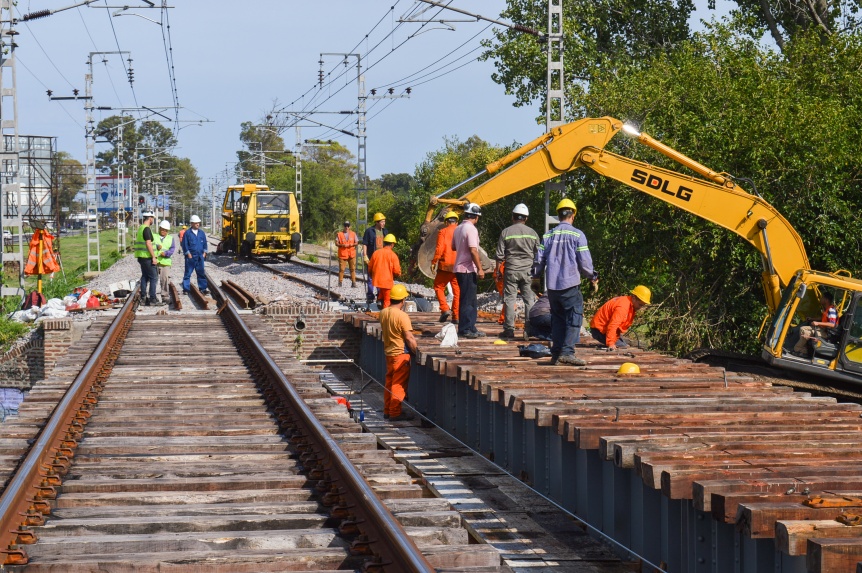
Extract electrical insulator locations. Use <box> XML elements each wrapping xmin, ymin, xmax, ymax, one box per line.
<box><xmin>72</xmin><ymin>89</ymin><xmax>79</xmax><ymax>96</ymax></box>
<box><xmin>388</xmin><ymin>87</ymin><xmax>394</xmax><ymax>95</ymax></box>
<box><xmin>46</xmin><ymin>89</ymin><xmax>53</xmax><ymax>97</ymax></box>
<box><xmin>370</xmin><ymin>89</ymin><xmax>376</xmax><ymax>96</ymax></box>
<box><xmin>406</xmin><ymin>87</ymin><xmax>412</xmax><ymax>95</ymax></box>
<box><xmin>22</xmin><ymin>9</ymin><xmax>51</xmax><ymax>21</ymax></box>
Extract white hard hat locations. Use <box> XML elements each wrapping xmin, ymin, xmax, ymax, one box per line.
<box><xmin>189</xmin><ymin>215</ymin><xmax>202</xmax><ymax>223</ymax></box>
<box><xmin>141</xmin><ymin>211</ymin><xmax>155</xmax><ymax>218</ymax></box>
<box><xmin>463</xmin><ymin>203</ymin><xmax>482</xmax><ymax>217</ymax></box>
<box><xmin>512</xmin><ymin>203</ymin><xmax>529</xmax><ymax>217</ymax></box>
<box><xmin>159</xmin><ymin>220</ymin><xmax>170</xmax><ymax>231</ymax></box>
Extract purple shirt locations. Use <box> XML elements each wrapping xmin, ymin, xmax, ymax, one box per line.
<box><xmin>451</xmin><ymin>221</ymin><xmax>479</xmax><ymax>273</ymax></box>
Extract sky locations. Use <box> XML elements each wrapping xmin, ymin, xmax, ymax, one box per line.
<box><xmin>10</xmin><ymin>0</ymin><xmax>735</xmax><ymax>192</ymax></box>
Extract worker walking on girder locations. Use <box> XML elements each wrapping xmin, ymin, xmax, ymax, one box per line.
<box><xmin>379</xmin><ymin>284</ymin><xmax>418</xmax><ymax>421</ymax></box>
<box><xmin>534</xmin><ymin>199</ymin><xmax>599</xmax><ymax>366</ymax></box>
<box><xmin>431</xmin><ymin>211</ymin><xmax>460</xmax><ymax>323</ymax></box>
<box><xmin>495</xmin><ymin>203</ymin><xmax>539</xmax><ymax>339</ymax></box>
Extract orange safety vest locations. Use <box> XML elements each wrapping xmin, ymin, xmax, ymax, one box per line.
<box><xmin>24</xmin><ymin>229</ymin><xmax>60</xmax><ymax>275</ymax></box>
<box><xmin>337</xmin><ymin>230</ymin><xmax>357</xmax><ymax>260</ymax></box>
<box><xmin>433</xmin><ymin>224</ymin><xmax>457</xmax><ymax>273</ymax></box>
<box><xmin>368</xmin><ymin>247</ymin><xmax>401</xmax><ymax>289</ymax></box>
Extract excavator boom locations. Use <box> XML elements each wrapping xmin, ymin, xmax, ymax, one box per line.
<box><xmin>418</xmin><ymin>116</ymin><xmax>809</xmax><ymax>313</ymax></box>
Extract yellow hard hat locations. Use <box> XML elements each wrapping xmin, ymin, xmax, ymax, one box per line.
<box><xmin>493</xmin><ymin>339</ymin><xmax>508</xmax><ymax>345</ymax></box>
<box><xmin>630</xmin><ymin>285</ymin><xmax>652</xmax><ymax>305</ymax></box>
<box><xmin>618</xmin><ymin>362</ymin><xmax>640</xmax><ymax>374</ymax></box>
<box><xmin>181</xmin><ymin>225</ymin><xmax>187</xmax><ymax>230</ymax></box>
<box><xmin>390</xmin><ymin>284</ymin><xmax>409</xmax><ymax>301</ymax></box>
<box><xmin>556</xmin><ymin>198</ymin><xmax>577</xmax><ymax>216</ymax></box>
<box><xmin>383</xmin><ymin>233</ymin><xmax>397</xmax><ymax>244</ymax></box>
<box><xmin>373</xmin><ymin>212</ymin><xmax>386</xmax><ymax>223</ymax></box>
<box><xmin>443</xmin><ymin>210</ymin><xmax>460</xmax><ymax>221</ymax></box>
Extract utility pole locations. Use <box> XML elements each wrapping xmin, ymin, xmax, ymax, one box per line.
<box><xmin>294</xmin><ymin>127</ymin><xmax>302</xmax><ymax>216</ymax></box>
<box><xmin>544</xmin><ymin>0</ymin><xmax>565</xmax><ymax>232</ymax></box>
<box><xmin>116</xmin><ymin>121</ymin><xmax>127</xmax><ymax>254</ymax></box>
<box><xmin>0</xmin><ymin>0</ymin><xmax>23</xmax><ymax>297</ymax></box>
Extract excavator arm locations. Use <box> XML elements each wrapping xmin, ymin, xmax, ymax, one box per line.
<box><xmin>417</xmin><ymin>117</ymin><xmax>809</xmax><ymax>313</ymax></box>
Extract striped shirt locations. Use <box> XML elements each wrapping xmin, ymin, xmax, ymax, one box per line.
<box><xmin>534</xmin><ymin>222</ymin><xmax>596</xmax><ymax>291</ymax></box>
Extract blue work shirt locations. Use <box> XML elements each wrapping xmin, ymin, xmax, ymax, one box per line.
<box><xmin>181</xmin><ymin>228</ymin><xmax>208</xmax><ymax>256</ymax></box>
<box><xmin>534</xmin><ymin>222</ymin><xmax>596</xmax><ymax>291</ymax></box>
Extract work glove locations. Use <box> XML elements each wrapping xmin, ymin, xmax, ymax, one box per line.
<box><xmin>591</xmin><ymin>279</ymin><xmax>599</xmax><ymax>293</ymax></box>
<box><xmin>430</xmin><ymin>263</ymin><xmax>438</xmax><ymax>274</ymax></box>
<box><xmin>363</xmin><ymin>256</ymin><xmax>370</xmax><ymax>264</ymax></box>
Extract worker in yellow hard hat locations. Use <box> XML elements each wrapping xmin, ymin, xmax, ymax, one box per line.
<box><xmin>379</xmin><ymin>283</ymin><xmax>418</xmax><ymax>421</ymax></box>
<box><xmin>362</xmin><ymin>213</ymin><xmax>387</xmax><ymax>304</ymax></box>
<box><xmin>368</xmin><ymin>233</ymin><xmax>401</xmax><ymax>308</ymax></box>
<box><xmin>532</xmin><ymin>198</ymin><xmax>599</xmax><ymax>366</ymax></box>
<box><xmin>589</xmin><ymin>285</ymin><xmax>651</xmax><ymax>351</ymax></box>
<box><xmin>431</xmin><ymin>211</ymin><xmax>460</xmax><ymax>323</ymax></box>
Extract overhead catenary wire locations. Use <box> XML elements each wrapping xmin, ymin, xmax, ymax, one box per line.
<box><xmin>103</xmin><ymin>0</ymin><xmax>140</xmax><ymax>110</ymax></box>
<box><xmin>160</xmin><ymin>1</ymin><xmax>181</xmax><ymax>128</ymax></box>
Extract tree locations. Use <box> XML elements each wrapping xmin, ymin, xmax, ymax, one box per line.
<box><xmin>54</xmin><ymin>151</ymin><xmax>85</xmax><ymax>227</ymax></box>
<box><xmin>728</xmin><ymin>0</ymin><xmax>860</xmax><ymax>51</ymax></box>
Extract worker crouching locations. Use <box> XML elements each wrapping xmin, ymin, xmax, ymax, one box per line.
<box><xmin>368</xmin><ymin>234</ymin><xmax>401</xmax><ymax>308</ymax></box>
<box><xmin>590</xmin><ymin>285</ymin><xmax>651</xmax><ymax>351</ymax></box>
<box><xmin>431</xmin><ymin>211</ymin><xmax>460</xmax><ymax>323</ymax></box>
<box><xmin>379</xmin><ymin>284</ymin><xmax>418</xmax><ymax>421</ymax></box>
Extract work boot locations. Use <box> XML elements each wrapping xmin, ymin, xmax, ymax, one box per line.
<box><xmin>338</xmin><ymin>281</ymin><xmax>343</xmax><ymax>287</ymax></box>
<box><xmin>439</xmin><ymin>310</ymin><xmax>451</xmax><ymax>323</ymax></box>
<box><xmin>499</xmin><ymin>329</ymin><xmax>516</xmax><ymax>339</ymax></box>
<box><xmin>351</xmin><ymin>280</ymin><xmax>356</xmax><ymax>288</ymax></box>
<box><xmin>556</xmin><ymin>354</ymin><xmax>586</xmax><ymax>366</ymax></box>
<box><xmin>143</xmin><ymin>297</ymin><xmax>151</xmax><ymax>306</ymax></box>
<box><xmin>152</xmin><ymin>299</ymin><xmax>166</xmax><ymax>307</ymax></box>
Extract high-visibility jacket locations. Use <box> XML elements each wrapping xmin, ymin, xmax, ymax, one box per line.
<box><xmin>134</xmin><ymin>224</ymin><xmax>153</xmax><ymax>259</ymax></box>
<box><xmin>590</xmin><ymin>295</ymin><xmax>636</xmax><ymax>347</ymax></box>
<box><xmin>368</xmin><ymin>246</ymin><xmax>401</xmax><ymax>289</ymax></box>
<box><xmin>337</xmin><ymin>230</ymin><xmax>357</xmax><ymax>260</ymax></box>
<box><xmin>154</xmin><ymin>234</ymin><xmax>174</xmax><ymax>266</ymax></box>
<box><xmin>432</xmin><ymin>223</ymin><xmax>457</xmax><ymax>273</ymax></box>
<box><xmin>24</xmin><ymin>229</ymin><xmax>59</xmax><ymax>275</ymax></box>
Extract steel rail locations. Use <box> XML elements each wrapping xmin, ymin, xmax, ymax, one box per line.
<box><xmin>246</xmin><ymin>258</ymin><xmax>345</xmax><ymax>301</ymax></box>
<box><xmin>220</xmin><ymin>279</ymin><xmax>256</xmax><ymax>309</ymax></box>
<box><xmin>206</xmin><ymin>275</ymin><xmax>435</xmax><ymax>572</ymax></box>
<box><xmin>0</xmin><ymin>286</ymin><xmax>140</xmax><ymax>565</ymax></box>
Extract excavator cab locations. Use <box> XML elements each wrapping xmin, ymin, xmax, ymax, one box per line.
<box><xmin>763</xmin><ymin>270</ymin><xmax>862</xmax><ymax>384</ymax></box>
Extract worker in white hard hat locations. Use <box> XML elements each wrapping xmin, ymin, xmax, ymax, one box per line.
<box><xmin>452</xmin><ymin>202</ymin><xmax>485</xmax><ymax>338</ymax></box>
<box><xmin>153</xmin><ymin>220</ymin><xmax>176</xmax><ymax>305</ymax></box>
<box><xmin>495</xmin><ymin>203</ymin><xmax>540</xmax><ymax>339</ymax></box>
<box><xmin>180</xmin><ymin>215</ymin><xmax>209</xmax><ymax>295</ymax></box>
<box><xmin>134</xmin><ymin>211</ymin><xmax>163</xmax><ymax>306</ymax></box>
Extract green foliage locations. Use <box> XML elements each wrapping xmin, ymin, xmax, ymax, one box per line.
<box><xmin>0</xmin><ymin>316</ymin><xmax>29</xmax><ymax>353</ymax></box>
<box><xmin>299</xmin><ymin>253</ymin><xmax>318</xmax><ymax>263</ymax></box>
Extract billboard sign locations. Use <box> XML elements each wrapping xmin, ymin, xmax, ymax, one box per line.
<box><xmin>96</xmin><ymin>176</ymin><xmax>132</xmax><ymax>212</ymax></box>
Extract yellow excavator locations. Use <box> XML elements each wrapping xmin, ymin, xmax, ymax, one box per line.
<box><xmin>415</xmin><ymin>116</ymin><xmax>862</xmax><ymax>384</ymax></box>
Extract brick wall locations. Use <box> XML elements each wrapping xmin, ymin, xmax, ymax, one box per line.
<box><xmin>258</xmin><ymin>303</ymin><xmax>360</xmax><ymax>362</ymax></box>
<box><xmin>0</xmin><ymin>333</ymin><xmax>44</xmax><ymax>388</ymax></box>
<box><xmin>42</xmin><ymin>318</ymin><xmax>75</xmax><ymax>380</ymax></box>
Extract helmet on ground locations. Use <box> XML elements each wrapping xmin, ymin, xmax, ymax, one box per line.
<box><xmin>630</xmin><ymin>285</ymin><xmax>652</xmax><ymax>305</ymax></box>
<box><xmin>390</xmin><ymin>284</ymin><xmax>409</xmax><ymax>301</ymax></box>
<box><xmin>373</xmin><ymin>212</ymin><xmax>386</xmax><ymax>223</ymax></box>
<box><xmin>141</xmin><ymin>211</ymin><xmax>155</xmax><ymax>218</ymax></box>
<box><xmin>618</xmin><ymin>362</ymin><xmax>640</xmax><ymax>374</ymax></box>
<box><xmin>463</xmin><ymin>203</ymin><xmax>482</xmax><ymax>217</ymax></box>
<box><xmin>443</xmin><ymin>210</ymin><xmax>459</xmax><ymax>221</ymax></box>
<box><xmin>512</xmin><ymin>203</ymin><xmax>529</xmax><ymax>217</ymax></box>
<box><xmin>159</xmin><ymin>220</ymin><xmax>170</xmax><ymax>231</ymax></box>
<box><xmin>189</xmin><ymin>215</ymin><xmax>202</xmax><ymax>223</ymax></box>
<box><xmin>383</xmin><ymin>233</ymin><xmax>397</xmax><ymax>244</ymax></box>
<box><xmin>556</xmin><ymin>198</ymin><xmax>577</xmax><ymax>216</ymax></box>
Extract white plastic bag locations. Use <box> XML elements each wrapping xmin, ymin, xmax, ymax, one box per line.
<box><xmin>39</xmin><ymin>307</ymin><xmax>68</xmax><ymax>319</ymax></box>
<box><xmin>45</xmin><ymin>298</ymin><xmax>65</xmax><ymax>311</ymax></box>
<box><xmin>435</xmin><ymin>323</ymin><xmax>459</xmax><ymax>348</ymax></box>
<box><xmin>77</xmin><ymin>289</ymin><xmax>91</xmax><ymax>307</ymax></box>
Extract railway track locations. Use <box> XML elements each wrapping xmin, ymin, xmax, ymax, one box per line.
<box><xmin>0</xmin><ymin>283</ymin><xmax>500</xmax><ymax>571</ymax></box>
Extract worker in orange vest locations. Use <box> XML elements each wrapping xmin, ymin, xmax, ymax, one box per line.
<box><xmin>336</xmin><ymin>220</ymin><xmax>358</xmax><ymax>287</ymax></box>
<box><xmin>430</xmin><ymin>211</ymin><xmax>460</xmax><ymax>323</ymax></box>
<box><xmin>368</xmin><ymin>234</ymin><xmax>401</xmax><ymax>309</ymax></box>
<box><xmin>589</xmin><ymin>285</ymin><xmax>651</xmax><ymax>351</ymax></box>
<box><xmin>379</xmin><ymin>284</ymin><xmax>418</xmax><ymax>421</ymax></box>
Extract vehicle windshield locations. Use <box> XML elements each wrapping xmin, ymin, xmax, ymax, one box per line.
<box><xmin>256</xmin><ymin>193</ymin><xmax>291</xmax><ymax>214</ymax></box>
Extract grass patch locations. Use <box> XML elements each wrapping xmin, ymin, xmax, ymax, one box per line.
<box><xmin>299</xmin><ymin>253</ymin><xmax>319</xmax><ymax>263</ymax></box>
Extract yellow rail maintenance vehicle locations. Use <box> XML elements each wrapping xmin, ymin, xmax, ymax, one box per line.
<box><xmin>216</xmin><ymin>183</ymin><xmax>301</xmax><ymax>260</ymax></box>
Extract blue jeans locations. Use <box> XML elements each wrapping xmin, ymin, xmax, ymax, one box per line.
<box><xmin>589</xmin><ymin>327</ymin><xmax>628</xmax><ymax>348</ymax></box>
<box><xmin>138</xmin><ymin>257</ymin><xmax>158</xmax><ymax>301</ymax></box>
<box><xmin>182</xmin><ymin>253</ymin><xmax>208</xmax><ymax>291</ymax></box>
<box><xmin>456</xmin><ymin>272</ymin><xmax>478</xmax><ymax>335</ymax></box>
<box><xmin>527</xmin><ymin>313</ymin><xmax>552</xmax><ymax>339</ymax></box>
<box><xmin>548</xmin><ymin>285</ymin><xmax>583</xmax><ymax>357</ymax></box>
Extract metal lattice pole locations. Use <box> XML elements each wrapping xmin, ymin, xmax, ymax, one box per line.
<box><xmin>0</xmin><ymin>1</ymin><xmax>24</xmax><ymax>297</ymax></box>
<box><xmin>544</xmin><ymin>0</ymin><xmax>565</xmax><ymax>233</ymax></box>
<box><xmin>84</xmin><ymin>55</ymin><xmax>101</xmax><ymax>272</ymax></box>
<box><xmin>116</xmin><ymin>122</ymin><xmax>126</xmax><ymax>254</ymax></box>
<box><xmin>294</xmin><ymin>126</ymin><xmax>302</xmax><ymax>216</ymax></box>
<box><xmin>355</xmin><ymin>55</ymin><xmax>367</xmax><ymax>231</ymax></box>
